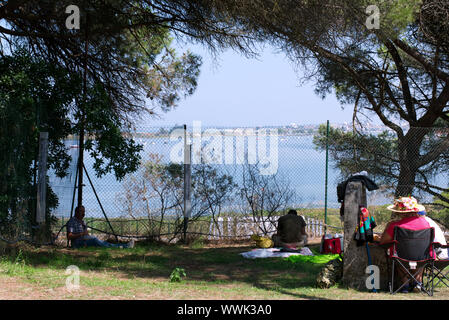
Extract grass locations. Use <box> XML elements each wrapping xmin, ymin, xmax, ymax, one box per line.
<box><xmin>0</xmin><ymin>241</ymin><xmax>448</xmax><ymax>300</ymax></box>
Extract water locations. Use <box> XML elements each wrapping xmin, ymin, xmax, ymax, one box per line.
<box><xmin>49</xmin><ymin>134</ymin><xmax>445</xmax><ymax>218</ymax></box>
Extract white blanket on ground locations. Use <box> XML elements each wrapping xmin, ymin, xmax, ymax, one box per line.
<box><xmin>240</xmin><ymin>247</ymin><xmax>314</xmax><ymax>259</ymax></box>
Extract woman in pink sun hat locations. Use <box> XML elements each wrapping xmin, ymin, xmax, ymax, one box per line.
<box><xmin>386</xmin><ymin>196</ymin><xmax>426</xmax><ymax>214</ymax></box>
<box><xmin>379</xmin><ymin>196</ymin><xmax>431</xmax><ymax>293</ymax></box>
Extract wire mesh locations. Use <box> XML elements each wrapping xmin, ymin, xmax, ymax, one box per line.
<box><xmin>47</xmin><ymin>125</ymin><xmax>343</xmax><ymax>239</ymax></box>
<box><xmin>48</xmin><ymin>125</ymin><xmax>449</xmax><ymax>241</ymax></box>
<box><xmin>2</xmin><ymin>124</ymin><xmax>449</xmax><ymax>244</ymax></box>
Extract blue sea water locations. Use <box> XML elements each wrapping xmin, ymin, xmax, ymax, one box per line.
<box><xmin>49</xmin><ymin>134</ymin><xmax>444</xmax><ymax>218</ymax></box>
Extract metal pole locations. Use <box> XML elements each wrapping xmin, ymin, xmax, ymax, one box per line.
<box><xmin>324</xmin><ymin>120</ymin><xmax>330</xmax><ymax>235</ymax></box>
<box><xmin>70</xmin><ymin>156</ymin><xmax>79</xmax><ymax>219</ymax></box>
<box><xmin>183</xmin><ymin>125</ymin><xmax>192</xmax><ymax>242</ymax></box>
<box><xmin>68</xmin><ymin>157</ymin><xmax>79</xmax><ymax>247</ymax></box>
<box><xmin>77</xmin><ymin>117</ymin><xmax>85</xmax><ymax>208</ymax></box>
<box><xmin>83</xmin><ymin>163</ymin><xmax>119</xmax><ymax>242</ymax></box>
<box><xmin>77</xmin><ymin>15</ymin><xmax>89</xmax><ymax>209</ymax></box>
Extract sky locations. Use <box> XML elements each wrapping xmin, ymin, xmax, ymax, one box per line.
<box><xmin>147</xmin><ymin>43</ymin><xmax>357</xmax><ymax>128</ymax></box>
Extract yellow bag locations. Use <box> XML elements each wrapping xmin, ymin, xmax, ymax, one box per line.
<box><xmin>251</xmin><ymin>235</ymin><xmax>273</xmax><ymax>248</ymax></box>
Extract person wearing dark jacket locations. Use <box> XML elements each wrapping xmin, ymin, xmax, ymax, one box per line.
<box><xmin>272</xmin><ymin>209</ymin><xmax>308</xmax><ymax>249</ymax></box>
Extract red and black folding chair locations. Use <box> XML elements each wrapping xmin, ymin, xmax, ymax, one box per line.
<box><xmin>382</xmin><ymin>226</ymin><xmax>436</xmax><ymax>296</ymax></box>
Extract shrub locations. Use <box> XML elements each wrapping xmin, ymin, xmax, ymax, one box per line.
<box><xmin>169</xmin><ymin>267</ymin><xmax>187</xmax><ymax>282</ymax></box>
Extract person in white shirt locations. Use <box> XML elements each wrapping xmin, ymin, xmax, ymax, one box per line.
<box><xmin>418</xmin><ymin>210</ymin><xmax>448</xmax><ymax>260</ymax></box>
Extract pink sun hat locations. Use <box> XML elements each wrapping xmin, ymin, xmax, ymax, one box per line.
<box><xmin>387</xmin><ymin>196</ymin><xmax>426</xmax><ymax>213</ymax></box>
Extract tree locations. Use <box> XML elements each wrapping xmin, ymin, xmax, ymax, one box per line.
<box><xmin>430</xmin><ymin>191</ymin><xmax>449</xmax><ymax>229</ymax></box>
<box><xmin>5</xmin><ymin>0</ymin><xmax>449</xmax><ymax>205</ymax></box>
<box><xmin>119</xmin><ymin>154</ymin><xmax>184</xmax><ymax>239</ymax></box>
<box><xmin>119</xmin><ymin>154</ymin><xmax>236</xmax><ymax>240</ymax></box>
<box><xmin>0</xmin><ymin>0</ymin><xmax>254</xmax><ymax>122</ymax></box>
<box><xmin>313</xmin><ymin>123</ymin><xmax>449</xmax><ymax>204</ymax></box>
<box><xmin>1</xmin><ymin>1</ymin><xmax>234</xmax><ymax>235</ymax></box>
<box><xmin>0</xmin><ymin>48</ymin><xmax>180</xmax><ymax>240</ymax></box>
<box><xmin>0</xmin><ymin>50</ymin><xmax>80</xmax><ymax>238</ymax></box>
<box><xmin>239</xmin><ymin>162</ymin><xmax>296</xmax><ymax>236</ymax></box>
<box><xmin>0</xmin><ymin>1</ymin><xmax>259</xmax><ymax>241</ymax></box>
<box><xmin>200</xmin><ymin>0</ymin><xmax>449</xmax><ymax>203</ymax></box>
<box><xmin>192</xmin><ymin>162</ymin><xmax>236</xmax><ymax>237</ymax></box>
<box><xmin>0</xmin><ymin>0</ymin><xmax>253</xmax><ymax>194</ymax></box>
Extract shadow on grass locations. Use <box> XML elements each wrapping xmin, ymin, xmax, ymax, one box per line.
<box><xmin>4</xmin><ymin>242</ymin><xmax>335</xmax><ymax>299</ymax></box>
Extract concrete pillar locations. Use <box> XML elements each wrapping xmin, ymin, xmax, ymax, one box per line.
<box><xmin>35</xmin><ymin>132</ymin><xmax>50</xmax><ymax>244</ymax></box>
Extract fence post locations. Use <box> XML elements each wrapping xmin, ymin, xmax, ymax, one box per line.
<box><xmin>312</xmin><ymin>219</ymin><xmax>315</xmax><ymax>237</ymax></box>
<box><xmin>240</xmin><ymin>217</ymin><xmax>247</xmax><ymax>238</ymax></box>
<box><xmin>208</xmin><ymin>219</ymin><xmax>213</xmax><ymax>240</ymax></box>
<box><xmin>183</xmin><ymin>124</ymin><xmax>192</xmax><ymax>242</ymax></box>
<box><xmin>219</xmin><ymin>217</ymin><xmax>224</xmax><ymax>240</ymax></box>
<box><xmin>324</xmin><ymin>120</ymin><xmax>330</xmax><ymax>234</ymax></box>
<box><xmin>35</xmin><ymin>132</ymin><xmax>49</xmax><ymax>244</ymax></box>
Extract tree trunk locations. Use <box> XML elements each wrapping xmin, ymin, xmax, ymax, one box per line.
<box><xmin>395</xmin><ymin>162</ymin><xmax>416</xmax><ymax>197</ymax></box>
<box><xmin>395</xmin><ymin>133</ymin><xmax>422</xmax><ymax>197</ymax></box>
<box><xmin>342</xmin><ymin>181</ymin><xmax>367</xmax><ymax>290</ymax></box>
<box><xmin>342</xmin><ymin>181</ymin><xmax>391</xmax><ymax>291</ymax></box>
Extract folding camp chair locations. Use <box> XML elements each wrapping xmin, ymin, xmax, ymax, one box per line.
<box><xmin>382</xmin><ymin>226</ymin><xmax>436</xmax><ymax>296</ymax></box>
<box><xmin>423</xmin><ymin>246</ymin><xmax>449</xmax><ymax>292</ymax></box>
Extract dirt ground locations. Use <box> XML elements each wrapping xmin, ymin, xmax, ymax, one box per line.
<box><xmin>0</xmin><ymin>238</ymin><xmax>321</xmax><ymax>300</ymax></box>
<box><xmin>1</xmin><ymin>237</ymin><xmax>448</xmax><ymax>300</ymax></box>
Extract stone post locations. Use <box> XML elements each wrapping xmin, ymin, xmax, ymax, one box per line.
<box><xmin>342</xmin><ymin>181</ymin><xmax>389</xmax><ymax>291</ymax></box>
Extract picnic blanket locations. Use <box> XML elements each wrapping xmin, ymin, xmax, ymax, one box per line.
<box><xmin>240</xmin><ymin>247</ymin><xmax>314</xmax><ymax>259</ymax></box>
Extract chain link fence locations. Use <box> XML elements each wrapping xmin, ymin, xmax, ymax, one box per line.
<box><xmin>2</xmin><ymin>124</ymin><xmax>449</xmax><ymax>245</ymax></box>
<box><xmin>48</xmin><ymin>124</ymin><xmax>348</xmax><ymax>243</ymax></box>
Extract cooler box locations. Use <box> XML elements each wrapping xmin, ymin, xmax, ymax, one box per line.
<box><xmin>320</xmin><ymin>234</ymin><xmax>343</xmax><ymax>254</ymax></box>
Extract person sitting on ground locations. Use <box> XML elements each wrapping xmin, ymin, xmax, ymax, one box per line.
<box><xmin>379</xmin><ymin>196</ymin><xmax>432</xmax><ymax>293</ymax></box>
<box><xmin>67</xmin><ymin>206</ymin><xmax>134</xmax><ymax>249</ymax></box>
<box><xmin>272</xmin><ymin>209</ymin><xmax>308</xmax><ymax>249</ymax></box>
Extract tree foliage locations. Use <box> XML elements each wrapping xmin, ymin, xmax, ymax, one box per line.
<box><xmin>0</xmin><ymin>1</ymin><xmax>231</xmax><ymax>235</ymax></box>
<box><xmin>198</xmin><ymin>0</ymin><xmax>449</xmax><ymax>202</ymax></box>
<box><xmin>313</xmin><ymin>125</ymin><xmax>399</xmax><ymax>185</ymax></box>
<box><xmin>119</xmin><ymin>154</ymin><xmax>237</xmax><ymax>240</ymax></box>
<box><xmin>0</xmin><ymin>50</ymin><xmax>80</xmax><ymax>236</ymax></box>
<box><xmin>0</xmin><ymin>49</ymin><xmax>168</xmax><ymax>237</ymax></box>
<box><xmin>0</xmin><ymin>0</ymin><xmax>255</xmax><ymax>122</ymax></box>
<box><xmin>3</xmin><ymin>0</ymin><xmax>449</xmax><ymax>218</ymax></box>
<box><xmin>239</xmin><ymin>162</ymin><xmax>296</xmax><ymax>235</ymax></box>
